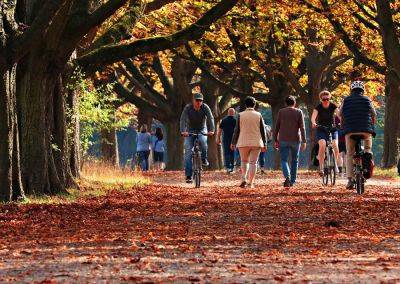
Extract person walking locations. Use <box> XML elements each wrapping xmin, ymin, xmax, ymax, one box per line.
<box><xmin>217</xmin><ymin>108</ymin><xmax>237</xmax><ymax>174</ymax></box>
<box><xmin>136</xmin><ymin>125</ymin><xmax>152</xmax><ymax>171</ymax></box>
<box><xmin>231</xmin><ymin>96</ymin><xmax>267</xmax><ymax>188</ymax></box>
<box><xmin>274</xmin><ymin>96</ymin><xmax>307</xmax><ymax>187</ymax></box>
<box><xmin>152</xmin><ymin>127</ymin><xmax>166</xmax><ymax>171</ymax></box>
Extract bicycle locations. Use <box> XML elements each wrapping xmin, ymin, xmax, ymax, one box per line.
<box><xmin>188</xmin><ymin>132</ymin><xmax>207</xmax><ymax>188</ymax></box>
<box><xmin>317</xmin><ymin>125</ymin><xmax>337</xmax><ymax>186</ymax></box>
<box><xmin>351</xmin><ymin>135</ymin><xmax>366</xmax><ymax>194</ymax></box>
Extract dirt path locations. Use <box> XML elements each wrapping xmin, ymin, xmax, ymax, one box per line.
<box><xmin>1</xmin><ymin>171</ymin><xmax>400</xmax><ymax>283</ymax></box>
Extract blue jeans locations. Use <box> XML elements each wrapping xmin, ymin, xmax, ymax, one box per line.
<box><xmin>259</xmin><ymin>152</ymin><xmax>266</xmax><ymax>168</ymax></box>
<box><xmin>137</xmin><ymin>151</ymin><xmax>150</xmax><ymax>171</ymax></box>
<box><xmin>279</xmin><ymin>141</ymin><xmax>301</xmax><ymax>184</ymax></box>
<box><xmin>184</xmin><ymin>135</ymin><xmax>208</xmax><ymax>177</ymax></box>
<box><xmin>222</xmin><ymin>143</ymin><xmax>235</xmax><ymax>170</ymax></box>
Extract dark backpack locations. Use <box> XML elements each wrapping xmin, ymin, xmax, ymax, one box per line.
<box><xmin>362</xmin><ymin>152</ymin><xmax>374</xmax><ymax>179</ymax></box>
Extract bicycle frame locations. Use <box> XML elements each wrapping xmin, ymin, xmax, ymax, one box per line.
<box><xmin>188</xmin><ymin>132</ymin><xmax>207</xmax><ymax>188</ymax></box>
<box><xmin>318</xmin><ymin>125</ymin><xmax>337</xmax><ymax>186</ymax></box>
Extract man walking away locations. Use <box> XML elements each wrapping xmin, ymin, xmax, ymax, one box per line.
<box><xmin>217</xmin><ymin>108</ymin><xmax>236</xmax><ymax>174</ymax></box>
<box><xmin>274</xmin><ymin>96</ymin><xmax>307</xmax><ymax>187</ymax></box>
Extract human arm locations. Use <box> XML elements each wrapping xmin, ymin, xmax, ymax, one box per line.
<box><xmin>311</xmin><ymin>109</ymin><xmax>318</xmax><ymax>129</ymax></box>
<box><xmin>273</xmin><ymin>110</ymin><xmax>281</xmax><ymax>149</ymax></box>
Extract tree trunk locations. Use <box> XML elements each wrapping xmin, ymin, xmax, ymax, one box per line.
<box><xmin>165</xmin><ymin>120</ymin><xmax>183</xmax><ymax>170</ymax></box>
<box><xmin>17</xmin><ymin>58</ymin><xmax>66</xmax><ymax>195</ymax></box>
<box><xmin>100</xmin><ymin>127</ymin><xmax>120</xmax><ymax>167</ymax></box>
<box><xmin>66</xmin><ymin>88</ymin><xmax>80</xmax><ymax>178</ymax></box>
<box><xmin>0</xmin><ymin>64</ymin><xmax>24</xmax><ymax>202</ymax></box>
<box><xmin>270</xmin><ymin>100</ymin><xmax>285</xmax><ymax>170</ymax></box>
<box><xmin>382</xmin><ymin>73</ymin><xmax>400</xmax><ymax>167</ymax></box>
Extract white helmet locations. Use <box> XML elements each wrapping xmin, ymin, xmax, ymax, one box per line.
<box><xmin>350</xmin><ymin>81</ymin><xmax>365</xmax><ymax>91</ymax></box>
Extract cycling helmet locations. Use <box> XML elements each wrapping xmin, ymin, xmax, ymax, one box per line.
<box><xmin>350</xmin><ymin>81</ymin><xmax>365</xmax><ymax>91</ymax></box>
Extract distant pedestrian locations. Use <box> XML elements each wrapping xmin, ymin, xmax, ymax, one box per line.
<box><xmin>217</xmin><ymin>108</ymin><xmax>237</xmax><ymax>174</ymax></box>
<box><xmin>152</xmin><ymin>127</ymin><xmax>166</xmax><ymax>171</ymax></box>
<box><xmin>136</xmin><ymin>125</ymin><xmax>152</xmax><ymax>171</ymax></box>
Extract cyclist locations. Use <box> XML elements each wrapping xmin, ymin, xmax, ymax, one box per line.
<box><xmin>338</xmin><ymin>81</ymin><xmax>376</xmax><ymax>189</ymax></box>
<box><xmin>180</xmin><ymin>93</ymin><xmax>215</xmax><ymax>183</ymax></box>
<box><xmin>311</xmin><ymin>90</ymin><xmax>340</xmax><ymax>176</ymax></box>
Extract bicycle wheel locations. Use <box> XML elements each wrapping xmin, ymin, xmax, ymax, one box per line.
<box><xmin>355</xmin><ymin>172</ymin><xmax>363</xmax><ymax>195</ymax></box>
<box><xmin>193</xmin><ymin>152</ymin><xmax>201</xmax><ymax>188</ymax></box>
<box><xmin>329</xmin><ymin>149</ymin><xmax>336</xmax><ymax>186</ymax></box>
<box><xmin>322</xmin><ymin>149</ymin><xmax>329</xmax><ymax>185</ymax></box>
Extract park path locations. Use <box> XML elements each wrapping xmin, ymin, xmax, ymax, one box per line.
<box><xmin>0</xmin><ymin>171</ymin><xmax>400</xmax><ymax>283</ymax></box>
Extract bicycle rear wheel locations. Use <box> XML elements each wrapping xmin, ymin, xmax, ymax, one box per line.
<box><xmin>355</xmin><ymin>171</ymin><xmax>364</xmax><ymax>195</ymax></box>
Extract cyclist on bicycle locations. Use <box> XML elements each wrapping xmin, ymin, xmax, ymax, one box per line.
<box><xmin>180</xmin><ymin>93</ymin><xmax>215</xmax><ymax>183</ymax></box>
<box><xmin>311</xmin><ymin>90</ymin><xmax>340</xmax><ymax>176</ymax></box>
<box><xmin>338</xmin><ymin>81</ymin><xmax>376</xmax><ymax>189</ymax></box>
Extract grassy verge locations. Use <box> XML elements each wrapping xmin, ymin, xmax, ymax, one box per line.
<box><xmin>22</xmin><ymin>162</ymin><xmax>150</xmax><ymax>204</ymax></box>
<box><xmin>373</xmin><ymin>167</ymin><xmax>399</xmax><ymax>179</ymax></box>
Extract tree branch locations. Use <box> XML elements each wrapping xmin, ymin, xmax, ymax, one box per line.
<box><xmin>152</xmin><ymin>55</ymin><xmax>174</xmax><ymax>98</ymax></box>
<box><xmin>76</xmin><ymin>0</ymin><xmax>239</xmax><ymax>70</ymax></box>
<box><xmin>10</xmin><ymin>0</ymin><xmax>67</xmax><ymax>61</ymax></box>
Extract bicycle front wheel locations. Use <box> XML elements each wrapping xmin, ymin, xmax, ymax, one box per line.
<box><xmin>194</xmin><ymin>170</ymin><xmax>201</xmax><ymax>188</ymax></box>
<box><xmin>329</xmin><ymin>149</ymin><xmax>336</xmax><ymax>186</ymax></box>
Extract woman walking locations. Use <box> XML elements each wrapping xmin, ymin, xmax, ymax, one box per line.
<box><xmin>153</xmin><ymin>127</ymin><xmax>166</xmax><ymax>171</ymax></box>
<box><xmin>136</xmin><ymin>125</ymin><xmax>152</xmax><ymax>171</ymax></box>
<box><xmin>231</xmin><ymin>97</ymin><xmax>267</xmax><ymax>188</ymax></box>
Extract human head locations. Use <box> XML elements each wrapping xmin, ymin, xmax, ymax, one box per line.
<box><xmin>244</xmin><ymin>96</ymin><xmax>256</xmax><ymax>108</ymax></box>
<box><xmin>227</xmin><ymin>108</ymin><xmax>235</xmax><ymax>116</ymax></box>
<box><xmin>350</xmin><ymin>80</ymin><xmax>365</xmax><ymax>93</ymax></box>
<box><xmin>155</xmin><ymin>127</ymin><xmax>163</xmax><ymax>140</ymax></box>
<box><xmin>285</xmin><ymin>95</ymin><xmax>296</xmax><ymax>107</ymax></box>
<box><xmin>319</xmin><ymin>90</ymin><xmax>331</xmax><ymax>106</ymax></box>
<box><xmin>193</xmin><ymin>92</ymin><xmax>204</xmax><ymax>109</ymax></box>
<box><xmin>140</xmin><ymin>125</ymin><xmax>147</xmax><ymax>133</ymax></box>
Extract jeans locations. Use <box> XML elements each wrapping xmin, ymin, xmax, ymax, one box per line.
<box><xmin>279</xmin><ymin>141</ymin><xmax>301</xmax><ymax>184</ymax></box>
<box><xmin>223</xmin><ymin>143</ymin><xmax>235</xmax><ymax>170</ymax></box>
<box><xmin>259</xmin><ymin>152</ymin><xmax>266</xmax><ymax>168</ymax></box>
<box><xmin>137</xmin><ymin>150</ymin><xmax>150</xmax><ymax>171</ymax></box>
<box><xmin>184</xmin><ymin>135</ymin><xmax>208</xmax><ymax>177</ymax></box>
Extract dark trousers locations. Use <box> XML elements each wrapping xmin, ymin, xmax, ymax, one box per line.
<box><xmin>222</xmin><ymin>143</ymin><xmax>235</xmax><ymax>170</ymax></box>
<box><xmin>138</xmin><ymin>151</ymin><xmax>150</xmax><ymax>171</ymax></box>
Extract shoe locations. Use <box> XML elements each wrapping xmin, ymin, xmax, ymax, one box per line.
<box><xmin>186</xmin><ymin>176</ymin><xmax>193</xmax><ymax>183</ymax></box>
<box><xmin>346</xmin><ymin>179</ymin><xmax>355</xmax><ymax>190</ymax></box>
<box><xmin>283</xmin><ymin>177</ymin><xmax>291</xmax><ymax>187</ymax></box>
<box><xmin>318</xmin><ymin>170</ymin><xmax>324</xmax><ymax>177</ymax></box>
<box><xmin>290</xmin><ymin>181</ymin><xmax>295</xmax><ymax>187</ymax></box>
<box><xmin>248</xmin><ymin>183</ymin><xmax>255</xmax><ymax>189</ymax></box>
<box><xmin>338</xmin><ymin>167</ymin><xmax>343</xmax><ymax>174</ymax></box>
<box><xmin>239</xmin><ymin>181</ymin><xmax>247</xmax><ymax>188</ymax></box>
<box><xmin>202</xmin><ymin>159</ymin><xmax>210</xmax><ymax>167</ymax></box>
<box><xmin>260</xmin><ymin>169</ymin><xmax>265</xmax><ymax>174</ymax></box>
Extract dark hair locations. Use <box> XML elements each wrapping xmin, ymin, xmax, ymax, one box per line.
<box><xmin>285</xmin><ymin>96</ymin><xmax>296</xmax><ymax>106</ymax></box>
<box><xmin>155</xmin><ymin>127</ymin><xmax>163</xmax><ymax>141</ymax></box>
<box><xmin>244</xmin><ymin>96</ymin><xmax>256</xmax><ymax>108</ymax></box>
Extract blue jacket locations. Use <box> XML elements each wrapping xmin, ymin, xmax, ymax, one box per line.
<box><xmin>342</xmin><ymin>89</ymin><xmax>376</xmax><ymax>136</ymax></box>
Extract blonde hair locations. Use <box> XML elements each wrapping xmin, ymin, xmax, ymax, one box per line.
<box><xmin>319</xmin><ymin>90</ymin><xmax>331</xmax><ymax>99</ymax></box>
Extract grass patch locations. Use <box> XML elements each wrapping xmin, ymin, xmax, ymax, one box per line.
<box><xmin>22</xmin><ymin>162</ymin><xmax>150</xmax><ymax>204</ymax></box>
<box><xmin>373</xmin><ymin>167</ymin><xmax>399</xmax><ymax>179</ymax></box>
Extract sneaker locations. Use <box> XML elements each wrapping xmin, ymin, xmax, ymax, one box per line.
<box><xmin>248</xmin><ymin>183</ymin><xmax>255</xmax><ymax>189</ymax></box>
<box><xmin>346</xmin><ymin>179</ymin><xmax>355</xmax><ymax>190</ymax></box>
<box><xmin>260</xmin><ymin>169</ymin><xmax>265</xmax><ymax>174</ymax></box>
<box><xmin>338</xmin><ymin>167</ymin><xmax>343</xmax><ymax>174</ymax></box>
<box><xmin>283</xmin><ymin>177</ymin><xmax>291</xmax><ymax>187</ymax></box>
<box><xmin>186</xmin><ymin>176</ymin><xmax>193</xmax><ymax>183</ymax></box>
<box><xmin>239</xmin><ymin>181</ymin><xmax>247</xmax><ymax>188</ymax></box>
<box><xmin>202</xmin><ymin>159</ymin><xmax>210</xmax><ymax>167</ymax></box>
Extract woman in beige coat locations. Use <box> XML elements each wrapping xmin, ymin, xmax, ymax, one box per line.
<box><xmin>231</xmin><ymin>97</ymin><xmax>267</xmax><ymax>188</ymax></box>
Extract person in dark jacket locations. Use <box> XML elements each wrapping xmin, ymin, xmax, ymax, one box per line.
<box><xmin>339</xmin><ymin>81</ymin><xmax>376</xmax><ymax>189</ymax></box>
<box><xmin>217</xmin><ymin>108</ymin><xmax>237</xmax><ymax>174</ymax></box>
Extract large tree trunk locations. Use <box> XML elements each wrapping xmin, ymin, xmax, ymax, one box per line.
<box><xmin>17</xmin><ymin>57</ymin><xmax>67</xmax><ymax>195</ymax></box>
<box><xmin>382</xmin><ymin>73</ymin><xmax>400</xmax><ymax>167</ymax></box>
<box><xmin>165</xmin><ymin>120</ymin><xmax>183</xmax><ymax>170</ymax></box>
<box><xmin>0</xmin><ymin>63</ymin><xmax>24</xmax><ymax>202</ymax></box>
<box><xmin>100</xmin><ymin>128</ymin><xmax>120</xmax><ymax>167</ymax></box>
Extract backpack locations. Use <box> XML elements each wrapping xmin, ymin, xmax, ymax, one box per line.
<box><xmin>362</xmin><ymin>152</ymin><xmax>374</xmax><ymax>179</ymax></box>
